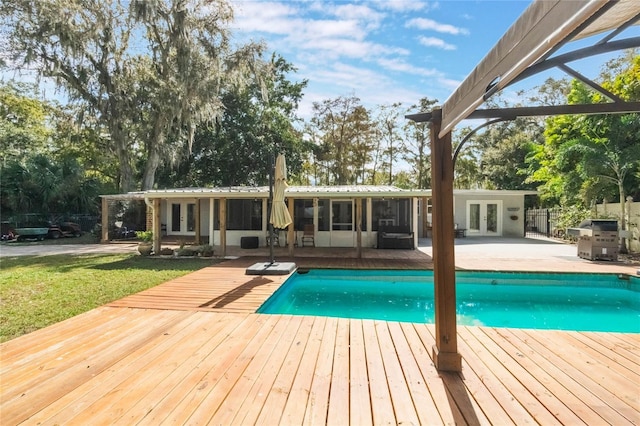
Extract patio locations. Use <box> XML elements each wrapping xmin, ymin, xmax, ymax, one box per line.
<box><xmin>1</xmin><ymin>251</ymin><xmax>638</xmax><ymax>425</ymax></box>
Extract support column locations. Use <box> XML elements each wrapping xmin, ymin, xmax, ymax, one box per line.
<box><xmin>412</xmin><ymin>197</ymin><xmax>418</xmax><ymax>249</ymax></box>
<box><xmin>153</xmin><ymin>198</ymin><xmax>161</xmax><ymax>254</ymax></box>
<box><xmin>288</xmin><ymin>198</ymin><xmax>295</xmax><ymax>256</ymax></box>
<box><xmin>101</xmin><ymin>197</ymin><xmax>109</xmax><ymax>243</ymax></box>
<box><xmin>430</xmin><ymin>109</ymin><xmax>462</xmax><ymax>372</ymax></box>
<box><xmin>209</xmin><ymin>198</ymin><xmax>215</xmax><ymax>246</ymax></box>
<box><xmin>195</xmin><ymin>198</ymin><xmax>201</xmax><ymax>244</ymax></box>
<box><xmin>219</xmin><ymin>198</ymin><xmax>227</xmax><ymax>258</ymax></box>
<box><xmin>356</xmin><ymin>198</ymin><xmax>362</xmax><ymax>258</ymax></box>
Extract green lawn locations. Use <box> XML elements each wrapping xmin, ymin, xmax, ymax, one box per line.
<box><xmin>0</xmin><ymin>254</ymin><xmax>216</xmax><ymax>343</ymax></box>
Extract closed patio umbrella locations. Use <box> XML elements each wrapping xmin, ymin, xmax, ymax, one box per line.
<box><xmin>270</xmin><ymin>153</ymin><xmax>292</xmax><ymax>230</ymax></box>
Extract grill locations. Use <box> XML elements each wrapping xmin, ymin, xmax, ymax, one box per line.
<box><xmin>569</xmin><ymin>219</ymin><xmax>618</xmax><ymax>261</ymax></box>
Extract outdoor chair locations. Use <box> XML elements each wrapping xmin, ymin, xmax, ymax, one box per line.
<box><xmin>301</xmin><ymin>224</ymin><xmax>315</xmax><ymax>247</ymax></box>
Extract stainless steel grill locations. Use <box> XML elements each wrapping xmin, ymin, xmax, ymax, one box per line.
<box><xmin>569</xmin><ymin>219</ymin><xmax>618</xmax><ymax>261</ymax></box>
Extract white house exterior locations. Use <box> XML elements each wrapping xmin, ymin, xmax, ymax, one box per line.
<box><xmin>100</xmin><ymin>186</ymin><xmax>536</xmax><ymax>254</ymax></box>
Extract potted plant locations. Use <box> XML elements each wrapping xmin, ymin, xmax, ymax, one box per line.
<box><xmin>135</xmin><ymin>230</ymin><xmax>153</xmax><ymax>256</ymax></box>
<box><xmin>200</xmin><ymin>244</ymin><xmax>214</xmax><ymax>257</ymax></box>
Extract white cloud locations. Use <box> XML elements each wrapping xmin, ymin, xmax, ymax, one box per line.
<box><xmin>376</xmin><ymin>58</ymin><xmax>440</xmax><ymax>77</ymax></box>
<box><xmin>372</xmin><ymin>0</ymin><xmax>430</xmax><ymax>12</ymax></box>
<box><xmin>405</xmin><ymin>17</ymin><xmax>468</xmax><ymax>35</ymax></box>
<box><xmin>418</xmin><ymin>36</ymin><xmax>456</xmax><ymax>51</ymax></box>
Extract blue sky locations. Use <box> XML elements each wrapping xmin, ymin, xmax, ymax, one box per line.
<box><xmin>230</xmin><ymin>0</ymin><xmax>639</xmax><ymax>119</ymax></box>
<box><xmin>230</xmin><ymin>0</ymin><xmax>534</xmax><ymax>117</ymax></box>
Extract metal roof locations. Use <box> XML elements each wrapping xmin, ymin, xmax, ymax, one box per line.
<box><xmin>101</xmin><ymin>186</ymin><xmax>538</xmax><ymax>200</ymax></box>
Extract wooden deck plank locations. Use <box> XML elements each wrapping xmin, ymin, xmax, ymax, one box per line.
<box><xmin>482</xmin><ymin>327</ymin><xmax>608</xmax><ymax>423</ymax></box>
<box><xmin>1</xmin><ymin>309</ymin><xmax>186</xmax><ymax>426</ymax></box>
<box><xmin>560</xmin><ymin>330</ymin><xmax>640</xmax><ymax>382</ymax></box>
<box><xmin>518</xmin><ymin>328</ymin><xmax>640</xmax><ymax>416</ymax></box>
<box><xmin>422</xmin><ymin>326</ymin><xmax>493</xmax><ymax>426</ymax></box>
<box><xmin>361</xmin><ymin>319</ymin><xmax>397</xmax><ymax>425</ymax></box>
<box><xmin>303</xmin><ymin>316</ymin><xmax>338</xmax><ymax>426</ymax></box>
<box><xmin>458</xmin><ymin>326</ymin><xmax>569</xmax><ymax>425</ymax></box>
<box><xmin>255</xmin><ymin>316</ymin><xmax>317</xmax><ymax>425</ymax></box>
<box><xmin>45</xmin><ymin>311</ymin><xmax>237</xmax><ymax>425</ymax></box>
<box><xmin>198</xmin><ymin>317</ymin><xmax>300</xmax><ymax>424</ymax></box>
<box><xmin>326</xmin><ymin>318</ymin><xmax>352</xmax><ymax>425</ymax></box>
<box><xmin>531</xmin><ymin>329</ymin><xmax>639</xmax><ymax>401</ymax></box>
<box><xmin>386</xmin><ymin>321</ymin><xmax>443</xmax><ymax>425</ymax></box>
<box><xmin>374</xmin><ymin>320</ymin><xmax>421</xmax><ymax>425</ymax></box>
<box><xmin>406</xmin><ymin>323</ymin><xmax>464</xmax><ymax>425</ymax></box>
<box><xmin>495</xmin><ymin>327</ymin><xmax>639</xmax><ymax>425</ymax></box>
<box><xmin>452</xmin><ymin>330</ymin><xmax>526</xmax><ymax>425</ymax></box>
<box><xmin>154</xmin><ymin>314</ymin><xmax>281</xmax><ymax>425</ymax></box>
<box><xmin>229</xmin><ymin>315</ymin><xmax>306</xmax><ymax>425</ymax></box>
<box><xmin>348</xmin><ymin>319</ymin><xmax>373</xmax><ymax>426</ymax></box>
<box><xmin>577</xmin><ymin>331</ymin><xmax>640</xmax><ymax>367</ymax></box>
<box><xmin>280</xmin><ymin>316</ymin><xmax>327</xmax><ymax>425</ymax></box>
<box><xmin>26</xmin><ymin>310</ymin><xmax>208</xmax><ymax>425</ymax></box>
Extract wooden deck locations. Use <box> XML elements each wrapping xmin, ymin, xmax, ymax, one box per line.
<box><xmin>1</xmin><ymin>257</ymin><xmax>639</xmax><ymax>425</ymax></box>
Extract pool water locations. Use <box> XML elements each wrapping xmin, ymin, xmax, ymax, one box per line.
<box><xmin>257</xmin><ymin>270</ymin><xmax>640</xmax><ymax>332</ymax></box>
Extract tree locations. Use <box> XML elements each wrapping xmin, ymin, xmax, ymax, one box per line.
<box><xmin>308</xmin><ymin>95</ymin><xmax>367</xmax><ymax>185</ymax></box>
<box><xmin>529</xmin><ymin>53</ymin><xmax>640</xmax><ymax>251</ymax></box>
<box><xmin>2</xmin><ymin>0</ymin><xmax>266</xmax><ymax>191</ymax></box>
<box><xmin>0</xmin><ymin>82</ymin><xmax>51</xmax><ymax>165</ymax></box>
<box><xmin>404</xmin><ymin>97</ymin><xmax>438</xmax><ymax>189</ymax></box>
<box><xmin>375</xmin><ymin>103</ymin><xmax>406</xmax><ymax>185</ymax></box>
<box><xmin>155</xmin><ymin>55</ymin><xmax>308</xmax><ymax>187</ymax></box>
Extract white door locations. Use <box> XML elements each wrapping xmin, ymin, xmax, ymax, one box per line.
<box><xmin>466</xmin><ymin>200</ymin><xmax>502</xmax><ymax>236</ymax></box>
<box><xmin>168</xmin><ymin>201</ymin><xmax>196</xmax><ymax>235</ymax></box>
<box><xmin>330</xmin><ymin>199</ymin><xmax>354</xmax><ymax>247</ymax></box>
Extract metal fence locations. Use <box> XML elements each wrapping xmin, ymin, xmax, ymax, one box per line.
<box><xmin>525</xmin><ymin>208</ymin><xmax>562</xmax><ymax>238</ymax></box>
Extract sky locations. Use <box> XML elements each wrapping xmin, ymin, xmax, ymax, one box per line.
<box><xmin>229</xmin><ymin>0</ymin><xmax>639</xmax><ymax>120</ymax></box>
<box><xmin>229</xmin><ymin>0</ymin><xmax>534</xmax><ymax>118</ymax></box>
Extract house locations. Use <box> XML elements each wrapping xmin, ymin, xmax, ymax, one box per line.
<box><xmin>100</xmin><ymin>186</ymin><xmax>536</xmax><ymax>254</ymax></box>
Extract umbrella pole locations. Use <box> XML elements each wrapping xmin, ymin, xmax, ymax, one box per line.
<box><xmin>269</xmin><ymin>153</ymin><xmax>275</xmax><ymax>265</ymax></box>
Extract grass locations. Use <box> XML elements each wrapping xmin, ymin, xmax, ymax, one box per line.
<box><xmin>0</xmin><ymin>254</ymin><xmax>217</xmax><ymax>343</ymax></box>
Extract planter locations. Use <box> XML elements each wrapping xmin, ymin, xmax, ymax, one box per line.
<box><xmin>138</xmin><ymin>242</ymin><xmax>153</xmax><ymax>256</ymax></box>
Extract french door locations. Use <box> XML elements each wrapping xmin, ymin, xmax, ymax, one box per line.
<box><xmin>169</xmin><ymin>201</ymin><xmax>196</xmax><ymax>235</ymax></box>
<box><xmin>466</xmin><ymin>200</ymin><xmax>502</xmax><ymax>236</ymax></box>
<box><xmin>330</xmin><ymin>199</ymin><xmax>354</xmax><ymax>246</ymax></box>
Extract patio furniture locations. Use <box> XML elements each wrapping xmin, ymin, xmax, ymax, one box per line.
<box><xmin>301</xmin><ymin>224</ymin><xmax>315</xmax><ymax>247</ymax></box>
<box><xmin>240</xmin><ymin>236</ymin><xmax>259</xmax><ymax>249</ymax></box>
<box><xmin>377</xmin><ymin>225</ymin><xmax>414</xmax><ymax>249</ymax></box>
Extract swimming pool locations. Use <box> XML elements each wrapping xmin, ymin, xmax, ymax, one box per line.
<box><xmin>257</xmin><ymin>270</ymin><xmax>640</xmax><ymax>332</ymax></box>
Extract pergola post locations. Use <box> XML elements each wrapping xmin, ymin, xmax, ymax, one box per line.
<box><xmin>429</xmin><ymin>108</ymin><xmax>462</xmax><ymax>372</ymax></box>
<box><xmin>101</xmin><ymin>197</ymin><xmax>109</xmax><ymax>243</ymax></box>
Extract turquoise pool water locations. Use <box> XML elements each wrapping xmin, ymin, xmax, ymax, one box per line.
<box><xmin>257</xmin><ymin>270</ymin><xmax>640</xmax><ymax>332</ymax></box>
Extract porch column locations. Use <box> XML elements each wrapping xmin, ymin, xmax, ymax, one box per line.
<box><xmin>209</xmin><ymin>199</ymin><xmax>215</xmax><ymax>246</ymax></box>
<box><xmin>422</xmin><ymin>196</ymin><xmax>430</xmax><ymax>237</ymax></box>
<box><xmin>194</xmin><ymin>199</ymin><xmax>201</xmax><ymax>244</ymax></box>
<box><xmin>219</xmin><ymin>198</ymin><xmax>227</xmax><ymax>258</ymax></box>
<box><xmin>101</xmin><ymin>197</ymin><xmax>109</xmax><ymax>242</ymax></box>
<box><xmin>412</xmin><ymin>197</ymin><xmax>418</xmax><ymax>249</ymax></box>
<box><xmin>153</xmin><ymin>198</ymin><xmax>161</xmax><ymax>254</ymax></box>
<box><xmin>288</xmin><ymin>197</ymin><xmax>295</xmax><ymax>256</ymax></box>
<box><xmin>356</xmin><ymin>198</ymin><xmax>362</xmax><ymax>258</ymax></box>
<box><xmin>430</xmin><ymin>108</ymin><xmax>462</xmax><ymax>372</ymax></box>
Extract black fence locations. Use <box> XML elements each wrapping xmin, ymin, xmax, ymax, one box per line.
<box><xmin>525</xmin><ymin>208</ymin><xmax>563</xmax><ymax>238</ymax></box>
